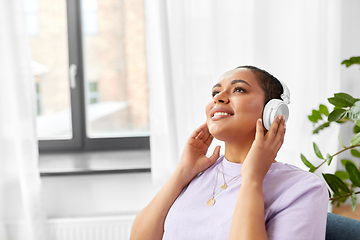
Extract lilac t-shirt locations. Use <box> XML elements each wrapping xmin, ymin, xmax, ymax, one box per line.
<box><xmin>163</xmin><ymin>155</ymin><xmax>328</xmax><ymax>240</ymax></box>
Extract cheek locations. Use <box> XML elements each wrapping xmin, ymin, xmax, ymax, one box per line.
<box><xmin>245</xmin><ymin>99</ymin><xmax>264</xmax><ymax>117</ymax></box>
<box><xmin>205</xmin><ymin>102</ymin><xmax>217</xmax><ymax>134</ymax></box>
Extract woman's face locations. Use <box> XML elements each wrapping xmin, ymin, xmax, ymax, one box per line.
<box><xmin>205</xmin><ymin>68</ymin><xmax>265</xmax><ymax>142</ymax></box>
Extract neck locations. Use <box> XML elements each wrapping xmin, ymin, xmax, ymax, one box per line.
<box><xmin>224</xmin><ymin>140</ymin><xmax>253</xmax><ymax>164</ymax></box>
<box><xmin>224</xmin><ymin>141</ymin><xmax>277</xmax><ymax>165</ymax></box>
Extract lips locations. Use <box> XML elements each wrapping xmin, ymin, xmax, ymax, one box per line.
<box><xmin>210</xmin><ymin>107</ymin><xmax>234</xmax><ymax>120</ymax></box>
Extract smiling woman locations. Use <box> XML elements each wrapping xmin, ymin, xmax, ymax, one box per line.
<box><xmin>206</xmin><ymin>68</ymin><xmax>265</xmax><ymax>143</ymax></box>
<box><xmin>130</xmin><ymin>66</ymin><xmax>329</xmax><ymax>240</ymax></box>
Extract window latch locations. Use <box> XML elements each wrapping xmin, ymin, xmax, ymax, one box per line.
<box><xmin>69</xmin><ymin>64</ymin><xmax>77</xmax><ymax>89</ymax></box>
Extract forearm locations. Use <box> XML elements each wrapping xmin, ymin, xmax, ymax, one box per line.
<box><xmin>229</xmin><ymin>179</ymin><xmax>268</xmax><ymax>240</ymax></box>
<box><xmin>130</xmin><ymin>167</ymin><xmax>193</xmax><ymax>240</ymax></box>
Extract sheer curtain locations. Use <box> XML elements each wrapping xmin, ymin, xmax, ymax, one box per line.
<box><xmin>0</xmin><ymin>0</ymin><xmax>47</xmax><ymax>239</ymax></box>
<box><xmin>146</xmin><ymin>0</ymin><xmax>344</xmax><ymax>186</ymax></box>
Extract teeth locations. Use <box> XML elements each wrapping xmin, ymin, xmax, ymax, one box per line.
<box><xmin>214</xmin><ymin>112</ymin><xmax>231</xmax><ymax>116</ymax></box>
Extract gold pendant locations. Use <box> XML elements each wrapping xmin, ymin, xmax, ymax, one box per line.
<box><xmin>207</xmin><ymin>198</ymin><xmax>215</xmax><ymax>207</ymax></box>
<box><xmin>221</xmin><ymin>184</ymin><xmax>227</xmax><ymax>190</ymax></box>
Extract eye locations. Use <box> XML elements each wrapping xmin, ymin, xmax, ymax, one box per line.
<box><xmin>212</xmin><ymin>90</ymin><xmax>220</xmax><ymax>98</ymax></box>
<box><xmin>234</xmin><ymin>87</ymin><xmax>246</xmax><ymax>93</ymax></box>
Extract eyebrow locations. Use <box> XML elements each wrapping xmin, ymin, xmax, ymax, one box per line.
<box><xmin>212</xmin><ymin>79</ymin><xmax>251</xmax><ymax>89</ymax></box>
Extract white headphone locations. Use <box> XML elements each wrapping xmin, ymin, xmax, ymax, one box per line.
<box><xmin>262</xmin><ymin>80</ymin><xmax>290</xmax><ymax>130</ymax></box>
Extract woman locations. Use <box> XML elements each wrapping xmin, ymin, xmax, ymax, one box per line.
<box><xmin>130</xmin><ymin>66</ymin><xmax>328</xmax><ymax>240</ymax></box>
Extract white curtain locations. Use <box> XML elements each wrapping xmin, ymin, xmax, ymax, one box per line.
<box><xmin>0</xmin><ymin>0</ymin><xmax>47</xmax><ymax>239</ymax></box>
<box><xmin>146</xmin><ymin>0</ymin><xmax>348</xmax><ymax>186</ymax></box>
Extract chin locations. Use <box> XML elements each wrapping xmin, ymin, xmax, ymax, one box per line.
<box><xmin>208</xmin><ymin>124</ymin><xmax>230</xmax><ymax>141</ymax></box>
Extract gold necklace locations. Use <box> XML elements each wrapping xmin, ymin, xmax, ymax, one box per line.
<box><xmin>220</xmin><ymin>161</ymin><xmax>228</xmax><ymax>189</ymax></box>
<box><xmin>207</xmin><ymin>161</ymin><xmax>241</xmax><ymax>207</ymax></box>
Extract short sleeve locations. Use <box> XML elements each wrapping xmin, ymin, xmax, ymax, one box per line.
<box><xmin>265</xmin><ymin>175</ymin><xmax>328</xmax><ymax>240</ymax></box>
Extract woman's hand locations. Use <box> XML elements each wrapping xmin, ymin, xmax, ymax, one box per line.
<box><xmin>131</xmin><ymin>123</ymin><xmax>220</xmax><ymax>240</ymax></box>
<box><xmin>241</xmin><ymin>115</ymin><xmax>286</xmax><ymax>183</ymax></box>
<box><xmin>177</xmin><ymin>123</ymin><xmax>221</xmax><ymax>182</ymax></box>
<box><xmin>229</xmin><ymin>115</ymin><xmax>286</xmax><ymax>240</ymax></box>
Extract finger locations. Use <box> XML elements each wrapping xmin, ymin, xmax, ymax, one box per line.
<box><xmin>269</xmin><ymin>117</ymin><xmax>286</xmax><ymax>154</ymax></box>
<box><xmin>200</xmin><ymin>124</ymin><xmax>211</xmax><ymax>141</ymax></box>
<box><xmin>189</xmin><ymin>123</ymin><xmax>207</xmax><ymax>139</ymax></box>
<box><xmin>266</xmin><ymin>115</ymin><xmax>282</xmax><ymax>139</ymax></box>
<box><xmin>255</xmin><ymin>118</ymin><xmax>264</xmax><ymax>141</ymax></box>
<box><xmin>208</xmin><ymin>145</ymin><xmax>221</xmax><ymax>164</ymax></box>
<box><xmin>204</xmin><ymin>134</ymin><xmax>214</xmax><ymax>147</ymax></box>
<box><xmin>195</xmin><ymin>131</ymin><xmax>204</xmax><ymax>139</ymax></box>
<box><xmin>274</xmin><ymin>116</ymin><xmax>286</xmax><ymax>144</ymax></box>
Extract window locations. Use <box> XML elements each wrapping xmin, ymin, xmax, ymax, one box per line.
<box><xmin>88</xmin><ymin>82</ymin><xmax>99</xmax><ymax>104</ymax></box>
<box><xmin>81</xmin><ymin>0</ymin><xmax>98</xmax><ymax>35</ymax></box>
<box><xmin>23</xmin><ymin>0</ymin><xmax>39</xmax><ymax>36</ymax></box>
<box><xmin>23</xmin><ymin>0</ymin><xmax>149</xmax><ymax>151</ymax></box>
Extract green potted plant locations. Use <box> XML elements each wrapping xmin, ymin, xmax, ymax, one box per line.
<box><xmin>301</xmin><ymin>56</ymin><xmax>360</xmax><ymax>212</ymax></box>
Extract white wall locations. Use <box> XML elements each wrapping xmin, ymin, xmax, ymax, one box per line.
<box><xmin>42</xmin><ymin>172</ymin><xmax>155</xmax><ymax>217</ymax></box>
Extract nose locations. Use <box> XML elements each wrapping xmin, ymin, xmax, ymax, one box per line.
<box><xmin>213</xmin><ymin>92</ymin><xmax>229</xmax><ymax>104</ymax></box>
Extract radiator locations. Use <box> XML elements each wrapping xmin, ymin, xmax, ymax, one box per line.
<box><xmin>47</xmin><ymin>212</ymin><xmax>138</xmax><ymax>240</ymax></box>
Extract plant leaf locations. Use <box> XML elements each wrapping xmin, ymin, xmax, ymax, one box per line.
<box><xmin>328</xmin><ymin>109</ymin><xmax>347</xmax><ymax>122</ymax></box>
<box><xmin>345</xmin><ymin>161</ymin><xmax>360</xmax><ymax>187</ymax></box>
<box><xmin>308</xmin><ymin>115</ymin><xmax>317</xmax><ymax>123</ymax></box>
<box><xmin>348</xmin><ymin>101</ymin><xmax>360</xmax><ymax>122</ymax></box>
<box><xmin>328</xmin><ymin>93</ymin><xmax>355</xmax><ymax>108</ymax></box>
<box><xmin>356</xmin><ymin>119</ymin><xmax>360</xmax><ymax>127</ymax></box>
<box><xmin>341</xmin><ymin>56</ymin><xmax>360</xmax><ymax>67</ymax></box>
<box><xmin>335</xmin><ymin>171</ymin><xmax>349</xmax><ymax>180</ymax></box>
<box><xmin>328</xmin><ymin>97</ymin><xmax>348</xmax><ymax>108</ymax></box>
<box><xmin>319</xmin><ymin>104</ymin><xmax>329</xmax><ymax>116</ymax></box>
<box><xmin>350</xmin><ymin>149</ymin><xmax>360</xmax><ymax>158</ymax></box>
<box><xmin>300</xmin><ymin>154</ymin><xmax>315</xmax><ymax>170</ymax></box>
<box><xmin>323</xmin><ymin>173</ymin><xmax>351</xmax><ymax>195</ymax></box>
<box><xmin>323</xmin><ymin>174</ymin><xmax>340</xmax><ymax>196</ymax></box>
<box><xmin>351</xmin><ymin>132</ymin><xmax>360</xmax><ymax>146</ymax></box>
<box><xmin>308</xmin><ymin>110</ymin><xmax>322</xmax><ymax>123</ymax></box>
<box><xmin>338</xmin><ymin>132</ymin><xmax>345</xmax><ymax>148</ymax></box>
<box><xmin>334</xmin><ymin>93</ymin><xmax>356</xmax><ymax>107</ymax></box>
<box><xmin>308</xmin><ymin>105</ymin><xmax>330</xmax><ymax>123</ymax></box>
<box><xmin>326</xmin><ymin>154</ymin><xmax>333</xmax><ymax>166</ymax></box>
<box><xmin>313</xmin><ymin>122</ymin><xmax>331</xmax><ymax>134</ymax></box>
<box><xmin>354</xmin><ymin>124</ymin><xmax>360</xmax><ymax>133</ymax></box>
<box><xmin>341</xmin><ymin>159</ymin><xmax>355</xmax><ymax>167</ymax></box>
<box><xmin>351</xmin><ymin>193</ymin><xmax>357</xmax><ymax>212</ymax></box>
<box><xmin>313</xmin><ymin>142</ymin><xmax>324</xmax><ymax>159</ymax></box>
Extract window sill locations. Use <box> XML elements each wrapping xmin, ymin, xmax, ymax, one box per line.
<box><xmin>39</xmin><ymin>150</ymin><xmax>151</xmax><ymax>176</ymax></box>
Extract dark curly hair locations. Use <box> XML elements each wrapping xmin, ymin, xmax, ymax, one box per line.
<box><xmin>236</xmin><ymin>65</ymin><xmax>283</xmax><ymax>106</ymax></box>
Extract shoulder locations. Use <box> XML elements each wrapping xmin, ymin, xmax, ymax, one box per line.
<box><xmin>265</xmin><ymin>163</ymin><xmax>328</xmax><ymax>240</ymax></box>
<box><xmin>269</xmin><ymin>162</ymin><xmax>326</xmax><ymax>186</ymax></box>
<box><xmin>265</xmin><ymin>162</ymin><xmax>328</xmax><ymax>203</ymax></box>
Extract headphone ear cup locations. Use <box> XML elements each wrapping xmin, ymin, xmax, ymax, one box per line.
<box><xmin>262</xmin><ymin>99</ymin><xmax>289</xmax><ymax>130</ymax></box>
